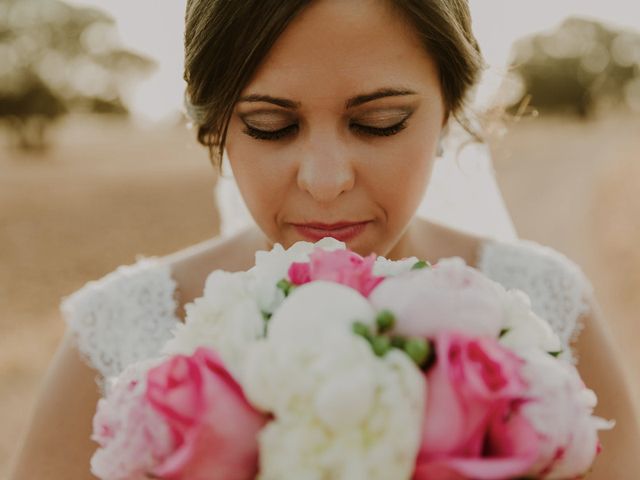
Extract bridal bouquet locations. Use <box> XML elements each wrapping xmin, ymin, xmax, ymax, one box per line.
<box><xmin>90</xmin><ymin>238</ymin><xmax>611</xmax><ymax>480</ymax></box>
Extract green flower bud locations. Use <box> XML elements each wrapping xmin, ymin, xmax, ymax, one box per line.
<box><xmin>371</xmin><ymin>335</ymin><xmax>392</xmax><ymax>357</ymax></box>
<box><xmin>352</xmin><ymin>321</ymin><xmax>372</xmax><ymax>340</ymax></box>
<box><xmin>375</xmin><ymin>310</ymin><xmax>396</xmax><ymax>333</ymax></box>
<box><xmin>276</xmin><ymin>279</ymin><xmax>293</xmax><ymax>296</ymax></box>
<box><xmin>390</xmin><ymin>335</ymin><xmax>406</xmax><ymax>349</ymax></box>
<box><xmin>404</xmin><ymin>338</ymin><xmax>432</xmax><ymax>367</ymax></box>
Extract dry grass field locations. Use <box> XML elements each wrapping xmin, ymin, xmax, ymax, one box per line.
<box><xmin>1</xmin><ymin>113</ymin><xmax>639</xmax><ymax>475</ymax></box>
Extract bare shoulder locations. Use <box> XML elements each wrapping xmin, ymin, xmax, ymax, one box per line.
<box><xmin>10</xmin><ymin>330</ymin><xmax>102</xmax><ymax>479</ymax></box>
<box><xmin>574</xmin><ymin>297</ymin><xmax>640</xmax><ymax>477</ymax></box>
<box><xmin>160</xmin><ymin>226</ymin><xmax>269</xmax><ymax>317</ymax></box>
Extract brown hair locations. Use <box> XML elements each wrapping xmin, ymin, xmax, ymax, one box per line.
<box><xmin>184</xmin><ymin>0</ymin><xmax>485</xmax><ymax>164</ymax></box>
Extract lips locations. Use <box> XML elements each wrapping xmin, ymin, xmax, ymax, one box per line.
<box><xmin>291</xmin><ymin>221</ymin><xmax>370</xmax><ymax>242</ymax></box>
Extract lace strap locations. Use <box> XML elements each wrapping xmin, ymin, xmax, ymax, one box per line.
<box><xmin>60</xmin><ymin>258</ymin><xmax>180</xmax><ymax>390</ymax></box>
<box><xmin>477</xmin><ymin>239</ymin><xmax>593</xmax><ymax>359</ymax></box>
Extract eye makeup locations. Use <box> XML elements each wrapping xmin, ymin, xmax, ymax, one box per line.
<box><xmin>239</xmin><ymin>107</ymin><xmax>415</xmax><ymax>141</ymax></box>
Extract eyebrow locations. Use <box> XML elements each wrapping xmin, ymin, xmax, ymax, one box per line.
<box><xmin>238</xmin><ymin>87</ymin><xmax>417</xmax><ymax>110</ymax></box>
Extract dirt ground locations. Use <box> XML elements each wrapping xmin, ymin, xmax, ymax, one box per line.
<box><xmin>1</xmin><ymin>113</ymin><xmax>639</xmax><ymax>475</ymax></box>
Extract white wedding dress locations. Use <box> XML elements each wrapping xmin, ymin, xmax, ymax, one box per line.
<box><xmin>60</xmin><ymin>144</ymin><xmax>594</xmax><ymax>389</ymax></box>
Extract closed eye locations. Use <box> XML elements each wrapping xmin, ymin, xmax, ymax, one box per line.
<box><xmin>350</xmin><ymin>119</ymin><xmax>408</xmax><ymax>137</ymax></box>
<box><xmin>242</xmin><ymin>119</ymin><xmax>409</xmax><ymax>141</ymax></box>
<box><xmin>243</xmin><ymin>124</ymin><xmax>298</xmax><ymax>141</ymax></box>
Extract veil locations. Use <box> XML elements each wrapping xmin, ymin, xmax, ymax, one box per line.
<box><xmin>214</xmin><ymin>139</ymin><xmax>518</xmax><ymax>242</ymax></box>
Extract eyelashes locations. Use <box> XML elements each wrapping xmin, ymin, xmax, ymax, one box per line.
<box><xmin>243</xmin><ymin>124</ymin><xmax>299</xmax><ymax>141</ymax></box>
<box><xmin>242</xmin><ymin>119</ymin><xmax>409</xmax><ymax>141</ymax></box>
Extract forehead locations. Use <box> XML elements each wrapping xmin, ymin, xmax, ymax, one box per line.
<box><xmin>243</xmin><ymin>0</ymin><xmax>441</xmax><ymax>104</ymax></box>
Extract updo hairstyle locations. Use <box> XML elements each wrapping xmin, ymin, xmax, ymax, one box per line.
<box><xmin>183</xmin><ymin>0</ymin><xmax>485</xmax><ymax>164</ymax></box>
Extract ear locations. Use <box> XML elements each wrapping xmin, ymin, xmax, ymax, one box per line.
<box><xmin>436</xmin><ymin>124</ymin><xmax>449</xmax><ymax>157</ymax></box>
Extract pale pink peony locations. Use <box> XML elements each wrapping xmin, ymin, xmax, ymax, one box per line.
<box><xmin>414</xmin><ymin>332</ymin><xmax>541</xmax><ymax>480</ymax></box>
<box><xmin>517</xmin><ymin>350</ymin><xmax>611</xmax><ymax>478</ymax></box>
<box><xmin>91</xmin><ymin>348</ymin><xmax>267</xmax><ymax>480</ymax></box>
<box><xmin>370</xmin><ymin>257</ymin><xmax>505</xmax><ymax>338</ymax></box>
<box><xmin>288</xmin><ymin>248</ymin><xmax>384</xmax><ymax>297</ymax></box>
<box><xmin>91</xmin><ymin>361</ymin><xmax>175</xmax><ymax>480</ymax></box>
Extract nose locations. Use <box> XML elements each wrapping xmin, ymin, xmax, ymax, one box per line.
<box><xmin>296</xmin><ymin>136</ymin><xmax>355</xmax><ymax>203</ymax></box>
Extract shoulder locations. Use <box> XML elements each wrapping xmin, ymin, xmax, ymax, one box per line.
<box><xmin>477</xmin><ymin>237</ymin><xmax>594</xmax><ymax>350</ymax></box>
<box><xmin>162</xmin><ymin>225</ymin><xmax>267</xmax><ymax>312</ymax></box>
<box><xmin>477</xmin><ymin>237</ymin><xmax>593</xmax><ymax>296</ymax></box>
<box><xmin>61</xmin><ymin>227</ymin><xmax>266</xmax><ymax>383</ymax></box>
<box><xmin>61</xmin><ymin>257</ymin><xmax>180</xmax><ymax>384</ymax></box>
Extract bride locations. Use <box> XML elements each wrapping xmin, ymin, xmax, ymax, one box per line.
<box><xmin>10</xmin><ymin>0</ymin><xmax>640</xmax><ymax>478</ymax></box>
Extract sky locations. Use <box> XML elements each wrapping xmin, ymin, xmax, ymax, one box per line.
<box><xmin>65</xmin><ymin>0</ymin><xmax>640</xmax><ymax>123</ymax></box>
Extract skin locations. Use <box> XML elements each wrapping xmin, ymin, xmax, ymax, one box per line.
<box><xmin>9</xmin><ymin>0</ymin><xmax>640</xmax><ymax>478</ymax></box>
<box><xmin>225</xmin><ymin>0</ymin><xmax>446</xmax><ymax>260</ymax></box>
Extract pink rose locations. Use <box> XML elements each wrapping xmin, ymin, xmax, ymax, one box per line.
<box><xmin>145</xmin><ymin>347</ymin><xmax>267</xmax><ymax>480</ymax></box>
<box><xmin>370</xmin><ymin>258</ymin><xmax>505</xmax><ymax>338</ymax></box>
<box><xmin>288</xmin><ymin>248</ymin><xmax>384</xmax><ymax>297</ymax></box>
<box><xmin>91</xmin><ymin>348</ymin><xmax>267</xmax><ymax>480</ymax></box>
<box><xmin>414</xmin><ymin>332</ymin><xmax>541</xmax><ymax>480</ymax></box>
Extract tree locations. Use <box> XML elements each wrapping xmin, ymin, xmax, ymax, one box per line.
<box><xmin>0</xmin><ymin>0</ymin><xmax>155</xmax><ymax>151</ymax></box>
<box><xmin>507</xmin><ymin>17</ymin><xmax>640</xmax><ymax>118</ymax></box>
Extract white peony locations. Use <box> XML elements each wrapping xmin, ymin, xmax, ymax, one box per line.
<box><xmin>372</xmin><ymin>255</ymin><xmax>419</xmax><ymax>277</ymax></box>
<box><xmin>162</xmin><ymin>270</ymin><xmax>264</xmax><ymax>378</ymax></box>
<box><xmin>499</xmin><ymin>289</ymin><xmax>563</xmax><ymax>355</ymax></box>
<box><xmin>250</xmin><ymin>238</ymin><xmax>346</xmax><ymax>313</ymax></box>
<box><xmin>243</xmin><ymin>282</ymin><xmax>425</xmax><ymax>480</ymax></box>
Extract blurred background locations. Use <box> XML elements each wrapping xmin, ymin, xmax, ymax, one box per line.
<box><xmin>1</xmin><ymin>0</ymin><xmax>639</xmax><ymax>474</ymax></box>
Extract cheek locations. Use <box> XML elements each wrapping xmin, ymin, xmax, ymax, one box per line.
<box><xmin>365</xmin><ymin>132</ymin><xmax>435</xmax><ymax>222</ymax></box>
<box><xmin>225</xmin><ymin>134</ymin><xmax>291</xmax><ymax>231</ymax></box>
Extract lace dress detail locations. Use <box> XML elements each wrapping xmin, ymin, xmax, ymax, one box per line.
<box><xmin>62</xmin><ymin>240</ymin><xmax>594</xmax><ymax>386</ymax></box>
<box><xmin>61</xmin><ymin>258</ymin><xmax>180</xmax><ymax>391</ymax></box>
<box><xmin>477</xmin><ymin>238</ymin><xmax>593</xmax><ymax>360</ymax></box>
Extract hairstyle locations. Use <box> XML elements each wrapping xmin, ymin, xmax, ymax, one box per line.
<box><xmin>184</xmin><ymin>0</ymin><xmax>485</xmax><ymax>164</ymax></box>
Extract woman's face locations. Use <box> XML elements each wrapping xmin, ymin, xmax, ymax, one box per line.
<box><xmin>225</xmin><ymin>0</ymin><xmax>446</xmax><ymax>257</ymax></box>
